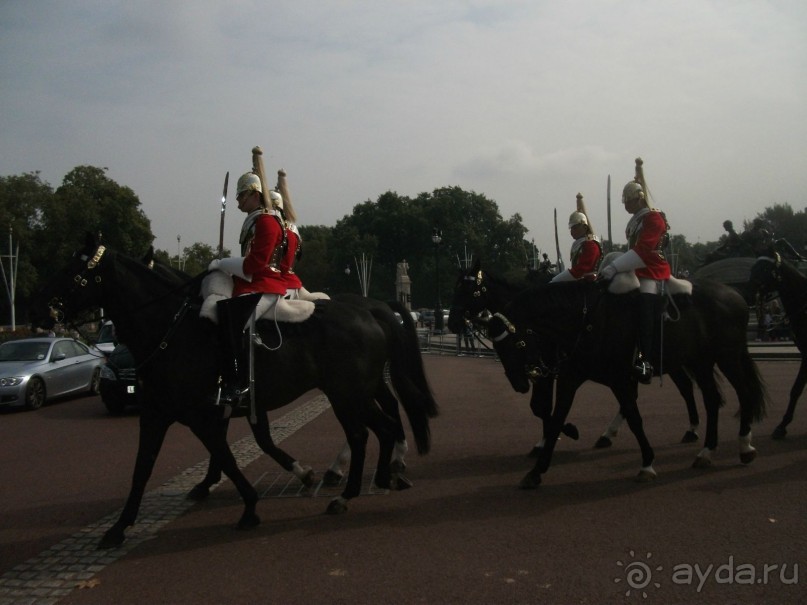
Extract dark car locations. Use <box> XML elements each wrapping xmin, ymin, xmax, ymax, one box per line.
<box><xmin>99</xmin><ymin>343</ymin><xmax>139</xmax><ymax>414</ymax></box>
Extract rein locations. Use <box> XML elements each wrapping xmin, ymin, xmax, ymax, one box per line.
<box><xmin>491</xmin><ymin>290</ymin><xmax>590</xmax><ymax>381</ymax></box>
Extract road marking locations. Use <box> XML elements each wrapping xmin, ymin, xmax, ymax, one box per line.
<box><xmin>0</xmin><ymin>395</ymin><xmax>331</xmax><ymax>605</ymax></box>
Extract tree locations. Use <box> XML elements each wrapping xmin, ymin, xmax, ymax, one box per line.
<box><xmin>35</xmin><ymin>166</ymin><xmax>153</xmax><ymax>273</ymax></box>
<box><xmin>0</xmin><ymin>172</ymin><xmax>52</xmax><ymax>299</ymax></box>
<box><xmin>754</xmin><ymin>203</ymin><xmax>807</xmax><ymax>256</ymax></box>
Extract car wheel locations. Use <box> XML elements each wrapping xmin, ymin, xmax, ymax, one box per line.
<box><xmin>89</xmin><ymin>367</ymin><xmax>102</xmax><ymax>395</ymax></box>
<box><xmin>25</xmin><ymin>377</ymin><xmax>46</xmax><ymax>410</ymax></box>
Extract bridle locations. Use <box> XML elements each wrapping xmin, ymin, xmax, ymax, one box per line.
<box><xmin>489</xmin><ymin>311</ymin><xmax>557</xmax><ymax>381</ymax></box>
<box><xmin>48</xmin><ymin>245</ymin><xmax>107</xmax><ymax>324</ymax></box>
<box><xmin>47</xmin><ymin>244</ymin><xmax>202</xmax><ymax>371</ymax></box>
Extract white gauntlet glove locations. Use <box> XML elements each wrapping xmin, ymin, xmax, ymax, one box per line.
<box><xmin>210</xmin><ymin>256</ymin><xmax>251</xmax><ymax>281</ymax></box>
<box><xmin>599</xmin><ymin>264</ymin><xmax>617</xmax><ymax>280</ymax></box>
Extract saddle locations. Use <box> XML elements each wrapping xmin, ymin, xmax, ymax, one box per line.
<box><xmin>199</xmin><ymin>270</ymin><xmax>315</xmax><ymax>324</ymax></box>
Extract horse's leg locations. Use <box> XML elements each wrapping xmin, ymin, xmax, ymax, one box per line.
<box><xmin>519</xmin><ymin>378</ymin><xmax>578</xmax><ymax>489</ymax></box>
<box><xmin>691</xmin><ymin>371</ymin><xmax>722</xmax><ymax>469</ymax></box>
<box><xmin>716</xmin><ymin>351</ymin><xmax>766</xmax><ymax>464</ymax></box>
<box><xmin>773</xmin><ymin>357</ymin><xmax>807</xmax><ymax>439</ymax></box>
<box><xmin>364</xmin><ymin>400</ymin><xmax>404</xmax><ymax>491</ymax></box>
<box><xmin>99</xmin><ymin>409</ymin><xmax>172</xmax><ymax>549</ymax></box>
<box><xmin>188</xmin><ymin>416</ymin><xmax>260</xmax><ymax>531</ymax></box>
<box><xmin>594</xmin><ymin>411</ymin><xmax>623</xmax><ymax>449</ymax></box>
<box><xmin>375</xmin><ymin>382</ymin><xmax>408</xmax><ymax>474</ymax></box>
<box><xmin>187</xmin><ymin>419</ymin><xmax>229</xmax><ymax>501</ymax></box>
<box><xmin>323</xmin><ymin>442</ymin><xmax>351</xmax><ymax>487</ymax></box>
<box><xmin>325</xmin><ymin>406</ymin><xmax>370</xmax><ymax>514</ymax></box>
<box><xmin>669</xmin><ymin>369</ymin><xmax>700</xmax><ymax>443</ymax></box>
<box><xmin>528</xmin><ymin>377</ymin><xmax>552</xmax><ymax>456</ymax></box>
<box><xmin>613</xmin><ymin>380</ymin><xmax>656</xmax><ymax>482</ymax></box>
<box><xmin>248</xmin><ymin>411</ymin><xmax>316</xmax><ymax>487</ymax></box>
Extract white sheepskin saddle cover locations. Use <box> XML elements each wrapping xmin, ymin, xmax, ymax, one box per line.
<box><xmin>600</xmin><ymin>252</ymin><xmax>692</xmax><ymax>296</ymax></box>
<box><xmin>199</xmin><ymin>271</ymin><xmax>315</xmax><ymax>323</ymax></box>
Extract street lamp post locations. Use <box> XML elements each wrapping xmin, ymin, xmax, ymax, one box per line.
<box><xmin>432</xmin><ymin>228</ymin><xmax>444</xmax><ymax>333</ymax></box>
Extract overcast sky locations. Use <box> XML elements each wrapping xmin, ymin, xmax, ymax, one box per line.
<box><xmin>2</xmin><ymin>0</ymin><xmax>805</xmax><ymax>260</ymax></box>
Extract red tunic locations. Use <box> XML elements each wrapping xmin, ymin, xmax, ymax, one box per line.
<box><xmin>627</xmin><ymin>209</ymin><xmax>671</xmax><ymax>281</ymax></box>
<box><xmin>569</xmin><ymin>238</ymin><xmax>602</xmax><ymax>278</ymax></box>
<box><xmin>281</xmin><ymin>226</ymin><xmax>303</xmax><ymax>290</ymax></box>
<box><xmin>232</xmin><ymin>212</ymin><xmax>287</xmax><ymax>297</ymax></box>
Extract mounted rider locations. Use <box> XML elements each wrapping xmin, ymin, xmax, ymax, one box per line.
<box><xmin>551</xmin><ymin>193</ymin><xmax>603</xmax><ymax>282</ymax></box>
<box><xmin>599</xmin><ymin>157</ymin><xmax>671</xmax><ymax>384</ymax></box>
<box><xmin>205</xmin><ymin>165</ymin><xmax>314</xmax><ymax>408</ymax></box>
<box><xmin>274</xmin><ymin>168</ymin><xmax>330</xmax><ymax>302</ymax></box>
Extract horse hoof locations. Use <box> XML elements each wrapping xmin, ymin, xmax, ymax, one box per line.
<box><xmin>771</xmin><ymin>425</ymin><xmax>787</xmax><ymax>440</ymax></box>
<box><xmin>389</xmin><ymin>459</ymin><xmax>407</xmax><ymax>474</ymax></box>
<box><xmin>390</xmin><ymin>474</ymin><xmax>413</xmax><ymax>491</ymax></box>
<box><xmin>326</xmin><ymin>498</ymin><xmax>348</xmax><ymax>515</ymax></box>
<box><xmin>186</xmin><ymin>485</ymin><xmax>211</xmax><ymax>501</ymax></box>
<box><xmin>562</xmin><ymin>423</ymin><xmax>580</xmax><ymax>441</ymax></box>
<box><xmin>635</xmin><ymin>469</ymin><xmax>657</xmax><ymax>483</ymax></box>
<box><xmin>300</xmin><ymin>468</ymin><xmax>317</xmax><ymax>488</ymax></box>
<box><xmin>680</xmin><ymin>430</ymin><xmax>699</xmax><ymax>444</ymax></box>
<box><xmin>322</xmin><ymin>470</ymin><xmax>343</xmax><ymax>487</ymax></box>
<box><xmin>527</xmin><ymin>446</ymin><xmax>542</xmax><ymax>458</ymax></box>
<box><xmin>692</xmin><ymin>456</ymin><xmax>712</xmax><ymax>469</ymax></box>
<box><xmin>740</xmin><ymin>449</ymin><xmax>757</xmax><ymax>465</ymax></box>
<box><xmin>594</xmin><ymin>436</ymin><xmax>613</xmax><ymax>449</ymax></box>
<box><xmin>236</xmin><ymin>512</ymin><xmax>260</xmax><ymax>530</ymax></box>
<box><xmin>97</xmin><ymin>529</ymin><xmax>125</xmax><ymax>550</ymax></box>
<box><xmin>518</xmin><ymin>473</ymin><xmax>542</xmax><ymax>489</ymax></box>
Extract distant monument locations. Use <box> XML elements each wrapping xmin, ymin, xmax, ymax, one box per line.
<box><xmin>395</xmin><ymin>260</ymin><xmax>412</xmax><ymax>310</ymax></box>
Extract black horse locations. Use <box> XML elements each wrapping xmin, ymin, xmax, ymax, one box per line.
<box><xmin>34</xmin><ymin>236</ymin><xmax>435</xmax><ymax>548</ymax></box>
<box><xmin>485</xmin><ymin>278</ymin><xmax>766</xmax><ymax>487</ymax></box>
<box><xmin>140</xmin><ymin>249</ymin><xmax>437</xmax><ymax>492</ymax></box>
<box><xmin>447</xmin><ymin>261</ymin><xmax>702</xmax><ymax>450</ymax></box>
<box><xmin>749</xmin><ymin>253</ymin><xmax>807</xmax><ymax>438</ymax></box>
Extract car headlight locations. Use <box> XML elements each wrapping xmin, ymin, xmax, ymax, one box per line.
<box><xmin>0</xmin><ymin>377</ymin><xmax>24</xmax><ymax>387</ymax></box>
<box><xmin>99</xmin><ymin>366</ymin><xmax>117</xmax><ymax>380</ymax></box>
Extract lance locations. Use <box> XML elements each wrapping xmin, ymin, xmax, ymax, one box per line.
<box><xmin>606</xmin><ymin>174</ymin><xmax>612</xmax><ymax>253</ymax></box>
<box><xmin>218</xmin><ymin>171</ymin><xmax>229</xmax><ymax>259</ymax></box>
<box><xmin>554</xmin><ymin>208</ymin><xmax>564</xmax><ymax>271</ymax></box>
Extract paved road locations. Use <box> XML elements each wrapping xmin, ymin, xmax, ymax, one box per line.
<box><xmin>1</xmin><ymin>356</ymin><xmax>805</xmax><ymax>604</ymax></box>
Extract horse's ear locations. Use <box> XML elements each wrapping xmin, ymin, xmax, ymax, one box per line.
<box><xmin>142</xmin><ymin>246</ymin><xmax>155</xmax><ymax>265</ymax></box>
<box><xmin>84</xmin><ymin>232</ymin><xmax>97</xmax><ymax>250</ymax></box>
<box><xmin>472</xmin><ymin>258</ymin><xmax>481</xmax><ymax>272</ymax></box>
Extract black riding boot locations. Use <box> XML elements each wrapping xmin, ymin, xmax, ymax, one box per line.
<box><xmin>635</xmin><ymin>293</ymin><xmax>658</xmax><ymax>384</ymax></box>
<box><xmin>213</xmin><ymin>293</ymin><xmax>262</xmax><ymax>407</ymax></box>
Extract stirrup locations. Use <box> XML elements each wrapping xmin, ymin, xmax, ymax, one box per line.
<box><xmin>212</xmin><ymin>383</ymin><xmax>250</xmax><ymax>407</ymax></box>
<box><xmin>634</xmin><ymin>359</ymin><xmax>653</xmax><ymax>384</ymax></box>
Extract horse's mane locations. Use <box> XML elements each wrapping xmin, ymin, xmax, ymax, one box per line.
<box><xmin>505</xmin><ymin>281</ymin><xmax>599</xmax><ymax>343</ymax></box>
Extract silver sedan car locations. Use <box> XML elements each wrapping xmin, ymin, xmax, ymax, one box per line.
<box><xmin>0</xmin><ymin>337</ymin><xmax>105</xmax><ymax>410</ymax></box>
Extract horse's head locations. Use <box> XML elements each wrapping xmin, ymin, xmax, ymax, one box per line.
<box><xmin>31</xmin><ymin>233</ymin><xmax>110</xmax><ymax>330</ymax></box>
<box><xmin>448</xmin><ymin>260</ymin><xmax>490</xmax><ymax>333</ymax></box>
<box><xmin>749</xmin><ymin>253</ymin><xmax>781</xmax><ymax>303</ymax></box>
<box><xmin>487</xmin><ymin>312</ymin><xmax>554</xmax><ymax>394</ymax></box>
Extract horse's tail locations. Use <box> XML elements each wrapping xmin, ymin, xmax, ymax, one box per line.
<box><xmin>384</xmin><ymin>301</ymin><xmax>439</xmax><ymax>455</ymax></box>
<box><xmin>388</xmin><ymin>301</ymin><xmax>439</xmax><ymax>418</ymax></box>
